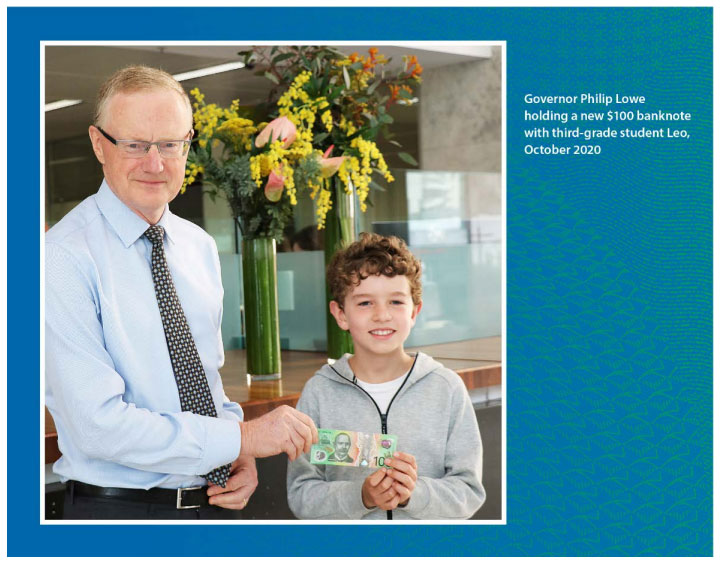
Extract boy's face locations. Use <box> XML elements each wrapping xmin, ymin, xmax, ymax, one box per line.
<box><xmin>330</xmin><ymin>274</ymin><xmax>422</xmax><ymax>358</ymax></box>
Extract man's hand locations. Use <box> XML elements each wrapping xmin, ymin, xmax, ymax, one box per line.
<box><xmin>361</xmin><ymin>468</ymin><xmax>402</xmax><ymax>511</ymax></box>
<box><xmin>239</xmin><ymin>405</ymin><xmax>318</xmax><ymax>460</ymax></box>
<box><xmin>206</xmin><ymin>454</ymin><xmax>258</xmax><ymax>510</ymax></box>
<box><xmin>384</xmin><ymin>451</ymin><xmax>418</xmax><ymax>507</ymax></box>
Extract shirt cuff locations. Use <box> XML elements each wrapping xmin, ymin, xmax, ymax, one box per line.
<box><xmin>199</xmin><ymin>416</ymin><xmax>241</xmax><ymax>474</ymax></box>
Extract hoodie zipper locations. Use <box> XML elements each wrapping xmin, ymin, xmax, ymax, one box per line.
<box><xmin>330</xmin><ymin>353</ymin><xmax>419</xmax><ymax>521</ymax></box>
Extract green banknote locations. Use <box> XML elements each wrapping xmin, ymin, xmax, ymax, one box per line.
<box><xmin>310</xmin><ymin>429</ymin><xmax>397</xmax><ymax>467</ymax></box>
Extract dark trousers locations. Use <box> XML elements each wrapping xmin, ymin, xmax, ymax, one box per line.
<box><xmin>62</xmin><ymin>484</ymin><xmax>246</xmax><ymax>520</ymax></box>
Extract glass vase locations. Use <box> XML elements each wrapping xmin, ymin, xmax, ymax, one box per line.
<box><xmin>241</xmin><ymin>237</ymin><xmax>281</xmax><ymax>381</ymax></box>
<box><xmin>324</xmin><ymin>178</ymin><xmax>357</xmax><ymax>360</ymax></box>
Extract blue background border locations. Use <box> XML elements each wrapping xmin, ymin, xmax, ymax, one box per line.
<box><xmin>8</xmin><ymin>6</ymin><xmax>712</xmax><ymax>557</ymax></box>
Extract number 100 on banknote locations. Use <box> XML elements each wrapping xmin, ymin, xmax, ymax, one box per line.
<box><xmin>310</xmin><ymin>429</ymin><xmax>397</xmax><ymax>467</ymax></box>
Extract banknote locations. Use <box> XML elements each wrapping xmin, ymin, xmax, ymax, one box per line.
<box><xmin>310</xmin><ymin>429</ymin><xmax>397</xmax><ymax>467</ymax></box>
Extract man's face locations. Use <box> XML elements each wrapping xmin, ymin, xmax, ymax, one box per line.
<box><xmin>331</xmin><ymin>274</ymin><xmax>422</xmax><ymax>360</ymax></box>
<box><xmin>334</xmin><ymin>434</ymin><xmax>351</xmax><ymax>458</ymax></box>
<box><xmin>89</xmin><ymin>89</ymin><xmax>191</xmax><ymax>224</ymax></box>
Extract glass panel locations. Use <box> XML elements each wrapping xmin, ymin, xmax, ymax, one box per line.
<box><xmin>218</xmin><ymin>253</ymin><xmax>243</xmax><ymax>351</ymax></box>
<box><xmin>45</xmin><ymin>135</ymin><xmax>103</xmax><ymax>228</ymax></box>
<box><xmin>215</xmin><ymin>169</ymin><xmax>502</xmax><ymax>351</ymax></box>
<box><xmin>407</xmin><ymin>242</ymin><xmax>501</xmax><ymax>346</ymax></box>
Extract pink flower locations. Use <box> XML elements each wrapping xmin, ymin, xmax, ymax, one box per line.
<box><xmin>255</xmin><ymin>116</ymin><xmax>297</xmax><ymax>149</ymax></box>
<box><xmin>264</xmin><ymin>166</ymin><xmax>285</xmax><ymax>202</ymax></box>
<box><xmin>319</xmin><ymin>145</ymin><xmax>346</xmax><ymax>178</ymax></box>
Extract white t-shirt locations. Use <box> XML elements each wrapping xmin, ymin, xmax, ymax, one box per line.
<box><xmin>355</xmin><ymin>373</ymin><xmax>407</xmax><ymax>414</ymax></box>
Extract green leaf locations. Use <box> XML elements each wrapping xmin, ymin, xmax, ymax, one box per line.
<box><xmin>367</xmin><ymin>79</ymin><xmax>382</xmax><ymax>94</ymax></box>
<box><xmin>362</xmin><ymin>112</ymin><xmax>378</xmax><ymax>128</ymax></box>
<box><xmin>398</xmin><ymin>88</ymin><xmax>412</xmax><ymax>99</ymax></box>
<box><xmin>308</xmin><ymin>75</ymin><xmax>319</xmax><ymax>94</ymax></box>
<box><xmin>369</xmin><ymin>179</ymin><xmax>387</xmax><ymax>192</ymax></box>
<box><xmin>271</xmin><ymin>52</ymin><xmax>296</xmax><ymax>64</ymax></box>
<box><xmin>330</xmin><ymin>85</ymin><xmax>345</xmax><ymax>99</ymax></box>
<box><xmin>379</xmin><ymin>113</ymin><xmax>393</xmax><ymax>124</ymax></box>
<box><xmin>398</xmin><ymin>152</ymin><xmax>418</xmax><ymax>166</ymax></box>
<box><xmin>342</xmin><ymin>66</ymin><xmax>351</xmax><ymax>89</ymax></box>
<box><xmin>326</xmin><ymin>47</ymin><xmax>348</xmax><ymax>58</ymax></box>
<box><xmin>313</xmin><ymin>131</ymin><xmax>331</xmax><ymax>144</ymax></box>
<box><xmin>264</xmin><ymin>71</ymin><xmax>279</xmax><ymax>85</ymax></box>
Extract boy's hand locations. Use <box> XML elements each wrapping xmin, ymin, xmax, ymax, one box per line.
<box><xmin>384</xmin><ymin>451</ymin><xmax>418</xmax><ymax>507</ymax></box>
<box><xmin>361</xmin><ymin>468</ymin><xmax>402</xmax><ymax>510</ymax></box>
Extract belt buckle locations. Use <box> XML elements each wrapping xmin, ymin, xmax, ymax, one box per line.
<box><xmin>176</xmin><ymin>486</ymin><xmax>204</xmax><ymax>510</ymax></box>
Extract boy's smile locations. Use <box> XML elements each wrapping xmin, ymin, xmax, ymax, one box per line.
<box><xmin>330</xmin><ymin>274</ymin><xmax>422</xmax><ymax>361</ymax></box>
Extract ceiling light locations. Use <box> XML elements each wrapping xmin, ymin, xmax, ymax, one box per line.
<box><xmin>45</xmin><ymin>99</ymin><xmax>83</xmax><ymax>112</ymax></box>
<box><xmin>173</xmin><ymin>62</ymin><xmax>245</xmax><ymax>82</ymax></box>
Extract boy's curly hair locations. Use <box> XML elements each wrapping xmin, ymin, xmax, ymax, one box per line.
<box><xmin>327</xmin><ymin>232</ymin><xmax>422</xmax><ymax>306</ymax></box>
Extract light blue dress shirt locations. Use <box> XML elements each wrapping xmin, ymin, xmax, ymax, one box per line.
<box><xmin>45</xmin><ymin>180</ymin><xmax>243</xmax><ymax>489</ymax></box>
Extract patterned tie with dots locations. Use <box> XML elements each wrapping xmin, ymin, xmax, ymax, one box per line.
<box><xmin>145</xmin><ymin>225</ymin><xmax>230</xmax><ymax>487</ymax></box>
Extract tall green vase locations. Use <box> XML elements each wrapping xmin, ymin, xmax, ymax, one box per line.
<box><xmin>324</xmin><ymin>178</ymin><xmax>356</xmax><ymax>360</ymax></box>
<box><xmin>241</xmin><ymin>237</ymin><xmax>281</xmax><ymax>380</ymax></box>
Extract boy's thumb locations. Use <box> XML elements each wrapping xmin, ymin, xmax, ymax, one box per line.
<box><xmin>369</xmin><ymin>469</ymin><xmax>386</xmax><ymax>486</ymax></box>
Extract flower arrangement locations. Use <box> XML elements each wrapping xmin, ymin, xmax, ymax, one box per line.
<box><xmin>182</xmin><ymin>87</ymin><xmax>322</xmax><ymax>241</ymax></box>
<box><xmin>239</xmin><ymin>46</ymin><xmax>423</xmax><ymax>229</ymax></box>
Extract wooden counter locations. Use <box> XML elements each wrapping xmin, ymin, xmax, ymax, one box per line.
<box><xmin>45</xmin><ymin>337</ymin><xmax>501</xmax><ymax>464</ymax></box>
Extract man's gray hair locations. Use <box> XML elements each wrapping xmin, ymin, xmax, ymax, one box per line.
<box><xmin>94</xmin><ymin>65</ymin><xmax>192</xmax><ymax>128</ymax></box>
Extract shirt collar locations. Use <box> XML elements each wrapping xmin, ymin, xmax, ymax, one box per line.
<box><xmin>95</xmin><ymin>180</ymin><xmax>175</xmax><ymax>247</ymax></box>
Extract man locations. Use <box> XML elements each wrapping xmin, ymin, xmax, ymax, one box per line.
<box><xmin>45</xmin><ymin>65</ymin><xmax>318</xmax><ymax>520</ymax></box>
<box><xmin>327</xmin><ymin>433</ymin><xmax>354</xmax><ymax>463</ymax></box>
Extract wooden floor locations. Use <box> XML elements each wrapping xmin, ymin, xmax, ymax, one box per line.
<box><xmin>45</xmin><ymin>337</ymin><xmax>502</xmax><ymax>464</ymax></box>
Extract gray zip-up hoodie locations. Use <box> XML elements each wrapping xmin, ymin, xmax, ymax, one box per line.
<box><xmin>287</xmin><ymin>352</ymin><xmax>485</xmax><ymax>520</ymax></box>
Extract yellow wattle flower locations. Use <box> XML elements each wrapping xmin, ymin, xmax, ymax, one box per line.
<box><xmin>315</xmin><ymin>187</ymin><xmax>333</xmax><ymax>229</ymax></box>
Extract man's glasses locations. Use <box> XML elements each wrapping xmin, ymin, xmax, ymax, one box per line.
<box><xmin>95</xmin><ymin>126</ymin><xmax>193</xmax><ymax>158</ymax></box>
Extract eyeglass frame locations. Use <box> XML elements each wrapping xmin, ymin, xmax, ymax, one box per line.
<box><xmin>94</xmin><ymin>125</ymin><xmax>194</xmax><ymax>158</ymax></box>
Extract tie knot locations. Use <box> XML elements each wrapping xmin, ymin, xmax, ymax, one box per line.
<box><xmin>145</xmin><ymin>225</ymin><xmax>165</xmax><ymax>245</ymax></box>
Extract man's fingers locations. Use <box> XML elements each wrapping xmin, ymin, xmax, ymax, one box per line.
<box><xmin>284</xmin><ymin>435</ymin><xmax>302</xmax><ymax>461</ymax></box>
<box><xmin>290</xmin><ymin>409</ymin><xmax>318</xmax><ymax>444</ymax></box>
<box><xmin>206</xmin><ymin>482</ymin><xmax>229</xmax><ymax>496</ymax></box>
<box><xmin>243</xmin><ymin>405</ymin><xmax>320</xmax><ymax>459</ymax></box>
<box><xmin>207</xmin><ymin>475</ymin><xmax>241</xmax><ymax>496</ymax></box>
<box><xmin>209</xmin><ymin>489</ymin><xmax>252</xmax><ymax>509</ymax></box>
<box><xmin>277</xmin><ymin>406</ymin><xmax>318</xmax><ymax>458</ymax></box>
<box><xmin>286</xmin><ymin>427</ymin><xmax>306</xmax><ymax>461</ymax></box>
<box><xmin>288</xmin><ymin>412</ymin><xmax>315</xmax><ymax>453</ymax></box>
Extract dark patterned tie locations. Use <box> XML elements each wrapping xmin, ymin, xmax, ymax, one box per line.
<box><xmin>145</xmin><ymin>225</ymin><xmax>230</xmax><ymax>487</ymax></box>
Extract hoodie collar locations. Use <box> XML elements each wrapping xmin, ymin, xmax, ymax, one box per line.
<box><xmin>321</xmin><ymin>351</ymin><xmax>442</xmax><ymax>387</ymax></box>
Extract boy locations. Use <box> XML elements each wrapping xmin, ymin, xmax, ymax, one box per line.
<box><xmin>287</xmin><ymin>233</ymin><xmax>485</xmax><ymax>519</ymax></box>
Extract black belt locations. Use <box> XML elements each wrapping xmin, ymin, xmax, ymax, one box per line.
<box><xmin>68</xmin><ymin>480</ymin><xmax>210</xmax><ymax>510</ymax></box>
